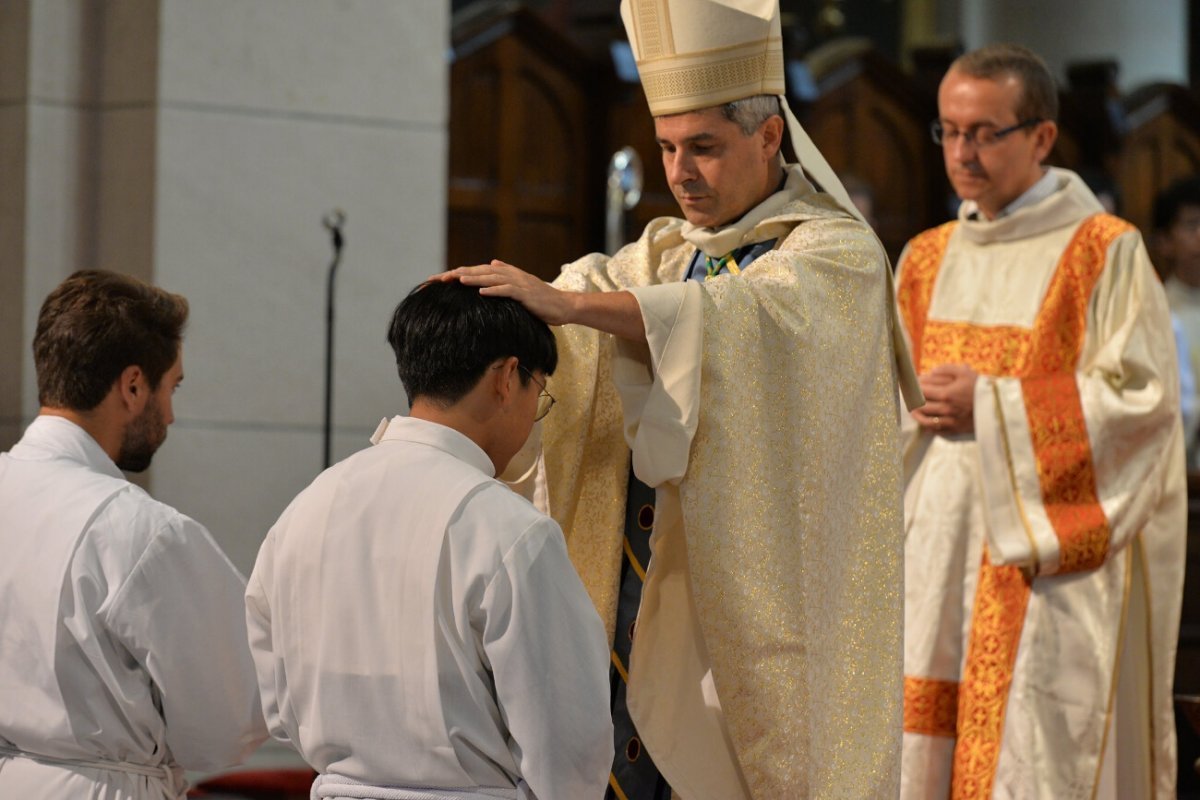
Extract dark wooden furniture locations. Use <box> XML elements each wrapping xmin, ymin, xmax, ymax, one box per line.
<box><xmin>448</xmin><ymin>4</ymin><xmax>604</xmax><ymax>281</ymax></box>
<box><xmin>1118</xmin><ymin>84</ymin><xmax>1200</xmax><ymax>235</ymax></box>
<box><xmin>799</xmin><ymin>40</ymin><xmax>948</xmax><ymax>261</ymax></box>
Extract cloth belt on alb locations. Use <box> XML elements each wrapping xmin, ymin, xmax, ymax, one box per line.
<box><xmin>310</xmin><ymin>773</ymin><xmax>519</xmax><ymax>800</ymax></box>
<box><xmin>0</xmin><ymin>743</ymin><xmax>182</xmax><ymax>792</ymax></box>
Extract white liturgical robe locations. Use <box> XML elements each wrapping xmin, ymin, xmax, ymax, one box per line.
<box><xmin>896</xmin><ymin>170</ymin><xmax>1185</xmax><ymax>799</ymax></box>
<box><xmin>245</xmin><ymin>415</ymin><xmax>613</xmax><ymax>800</ymax></box>
<box><xmin>0</xmin><ymin>416</ymin><xmax>267</xmax><ymax>799</ymax></box>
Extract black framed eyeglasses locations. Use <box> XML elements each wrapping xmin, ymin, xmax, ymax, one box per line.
<box><xmin>518</xmin><ymin>365</ymin><xmax>556</xmax><ymax>422</ymax></box>
<box><xmin>930</xmin><ymin>118</ymin><xmax>1042</xmax><ymax>148</ymax></box>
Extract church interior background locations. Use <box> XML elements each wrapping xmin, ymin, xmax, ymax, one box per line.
<box><xmin>2</xmin><ymin>0</ymin><xmax>1199</xmax><ymax>792</ymax></box>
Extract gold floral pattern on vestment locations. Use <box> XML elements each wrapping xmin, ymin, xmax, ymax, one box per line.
<box><xmin>951</xmin><ymin>555</ymin><xmax>1031</xmax><ymax>799</ymax></box>
<box><xmin>1021</xmin><ymin>215</ymin><xmax>1133</xmax><ymax>574</ymax></box>
<box><xmin>554</xmin><ymin>203</ymin><xmax>904</xmax><ymax>797</ymax></box>
<box><xmin>896</xmin><ymin>221</ymin><xmax>955</xmax><ymax>369</ymax></box>
<box><xmin>903</xmin><ymin>676</ymin><xmax>959</xmax><ymax>738</ymax></box>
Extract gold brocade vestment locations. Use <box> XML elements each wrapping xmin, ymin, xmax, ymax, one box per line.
<box><xmin>523</xmin><ymin>167</ymin><xmax>906</xmax><ymax>799</ymax></box>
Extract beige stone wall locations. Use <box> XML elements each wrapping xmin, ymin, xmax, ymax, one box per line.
<box><xmin>959</xmin><ymin>0</ymin><xmax>1186</xmax><ymax>92</ymax></box>
<box><xmin>0</xmin><ymin>3</ymin><xmax>29</xmax><ymax>453</ymax></box>
<box><xmin>1</xmin><ymin>1</ymin><xmax>448</xmax><ymax>573</ymax></box>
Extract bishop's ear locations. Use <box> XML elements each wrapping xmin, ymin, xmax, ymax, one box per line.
<box><xmin>760</xmin><ymin>114</ymin><xmax>785</xmax><ymax>160</ymax></box>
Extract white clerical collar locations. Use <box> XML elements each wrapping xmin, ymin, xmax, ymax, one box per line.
<box><xmin>370</xmin><ymin>415</ymin><xmax>496</xmax><ymax>478</ymax></box>
<box><xmin>962</xmin><ymin>168</ymin><xmax>1058</xmax><ymax>221</ymax></box>
<box><xmin>13</xmin><ymin>415</ymin><xmax>125</xmax><ymax>479</ymax></box>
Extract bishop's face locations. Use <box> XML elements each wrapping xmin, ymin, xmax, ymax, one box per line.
<box><xmin>655</xmin><ymin>107</ymin><xmax>780</xmax><ymax>229</ymax></box>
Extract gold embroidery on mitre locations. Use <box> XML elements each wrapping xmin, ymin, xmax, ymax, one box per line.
<box><xmin>638</xmin><ymin>42</ymin><xmax>786</xmax><ymax>115</ymax></box>
<box><xmin>623</xmin><ymin>0</ymin><xmax>786</xmax><ymax>116</ymax></box>
<box><xmin>630</xmin><ymin>0</ymin><xmax>674</xmax><ymax>60</ymax></box>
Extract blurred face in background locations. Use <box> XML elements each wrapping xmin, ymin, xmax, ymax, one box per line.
<box><xmin>1162</xmin><ymin>204</ymin><xmax>1200</xmax><ymax>286</ymax></box>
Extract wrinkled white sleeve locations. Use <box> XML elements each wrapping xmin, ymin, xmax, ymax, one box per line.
<box><xmin>244</xmin><ymin>528</ymin><xmax>293</xmax><ymax>747</ymax></box>
<box><xmin>614</xmin><ymin>280</ymin><xmax>703</xmax><ymax>487</ymax></box>
<box><xmin>975</xmin><ymin>231</ymin><xmax>1182</xmax><ymax>575</ymax></box>
<box><xmin>481</xmin><ymin>517</ymin><xmax>614</xmax><ymax>799</ymax></box>
<box><xmin>106</xmin><ymin>515</ymin><xmax>268</xmax><ymax>770</ymax></box>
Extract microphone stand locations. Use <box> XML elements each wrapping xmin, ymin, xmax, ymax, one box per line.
<box><xmin>322</xmin><ymin>210</ymin><xmax>345</xmax><ymax>470</ymax></box>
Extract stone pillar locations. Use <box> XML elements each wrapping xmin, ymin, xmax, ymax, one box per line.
<box><xmin>0</xmin><ymin>2</ymin><xmax>31</xmax><ymax>452</ymax></box>
<box><xmin>1</xmin><ymin>1</ymin><xmax>449</xmax><ymax>571</ymax></box>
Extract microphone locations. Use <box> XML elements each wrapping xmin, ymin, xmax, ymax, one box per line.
<box><xmin>323</xmin><ymin>209</ymin><xmax>346</xmax><ymax>253</ymax></box>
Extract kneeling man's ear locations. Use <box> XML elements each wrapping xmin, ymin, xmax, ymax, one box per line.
<box><xmin>116</xmin><ymin>365</ymin><xmax>150</xmax><ymax>412</ymax></box>
<box><xmin>491</xmin><ymin>356</ymin><xmax>521</xmax><ymax>404</ymax></box>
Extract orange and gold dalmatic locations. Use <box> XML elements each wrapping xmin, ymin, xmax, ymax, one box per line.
<box><xmin>897</xmin><ymin>214</ymin><xmax>1133</xmax><ymax>798</ymax></box>
<box><xmin>903</xmin><ymin>676</ymin><xmax>959</xmax><ymax>738</ymax></box>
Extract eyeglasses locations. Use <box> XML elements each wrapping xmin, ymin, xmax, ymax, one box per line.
<box><xmin>518</xmin><ymin>365</ymin><xmax>556</xmax><ymax>422</ymax></box>
<box><xmin>930</xmin><ymin>118</ymin><xmax>1042</xmax><ymax>148</ymax></box>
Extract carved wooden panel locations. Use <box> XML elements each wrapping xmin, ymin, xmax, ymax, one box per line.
<box><xmin>1047</xmin><ymin>125</ymin><xmax>1083</xmax><ymax>173</ymax></box>
<box><xmin>1118</xmin><ymin>85</ymin><xmax>1200</xmax><ymax>234</ymax></box>
<box><xmin>802</xmin><ymin>46</ymin><xmax>945</xmax><ymax>262</ymax></box>
<box><xmin>448</xmin><ymin>7</ymin><xmax>599</xmax><ymax>282</ymax></box>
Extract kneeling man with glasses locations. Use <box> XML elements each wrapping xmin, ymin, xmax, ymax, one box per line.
<box><xmin>246</xmin><ymin>281</ymin><xmax>613</xmax><ymax>800</ymax></box>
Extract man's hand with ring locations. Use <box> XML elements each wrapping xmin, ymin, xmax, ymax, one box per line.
<box><xmin>912</xmin><ymin>364</ymin><xmax>978</xmax><ymax>435</ymax></box>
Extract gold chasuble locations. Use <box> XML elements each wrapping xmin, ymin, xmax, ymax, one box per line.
<box><xmin>517</xmin><ymin>165</ymin><xmax>906</xmax><ymax>799</ymax></box>
<box><xmin>895</xmin><ymin>169</ymin><xmax>1186</xmax><ymax>800</ymax></box>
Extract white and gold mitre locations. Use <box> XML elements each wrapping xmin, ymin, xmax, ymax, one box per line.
<box><xmin>618</xmin><ymin>0</ymin><xmax>857</xmax><ymax>220</ymax></box>
<box><xmin>619</xmin><ymin>0</ymin><xmax>784</xmax><ymax>116</ymax></box>
<box><xmin>619</xmin><ymin>0</ymin><xmax>927</xmax><ymax>421</ymax></box>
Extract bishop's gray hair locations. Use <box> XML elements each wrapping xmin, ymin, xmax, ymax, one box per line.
<box><xmin>720</xmin><ymin>95</ymin><xmax>782</xmax><ymax>135</ymax></box>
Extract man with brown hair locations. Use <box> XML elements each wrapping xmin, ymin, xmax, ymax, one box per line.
<box><xmin>0</xmin><ymin>270</ymin><xmax>266</xmax><ymax>798</ymax></box>
<box><xmin>897</xmin><ymin>44</ymin><xmax>1185</xmax><ymax>798</ymax></box>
